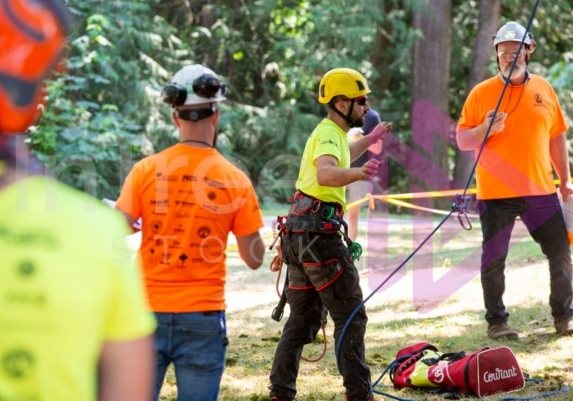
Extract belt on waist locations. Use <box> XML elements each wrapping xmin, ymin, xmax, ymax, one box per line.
<box><xmin>283</xmin><ymin>191</ymin><xmax>344</xmax><ymax>233</ymax></box>
<box><xmin>289</xmin><ymin>190</ymin><xmax>343</xmax><ymax>219</ymax></box>
<box><xmin>200</xmin><ymin>310</ymin><xmax>223</xmax><ymax>316</ymax></box>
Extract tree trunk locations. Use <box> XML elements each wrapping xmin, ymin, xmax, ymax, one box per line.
<box><xmin>452</xmin><ymin>0</ymin><xmax>501</xmax><ymax>189</ymax></box>
<box><xmin>410</xmin><ymin>0</ymin><xmax>452</xmax><ymax>210</ymax></box>
<box><xmin>370</xmin><ymin>0</ymin><xmax>393</xmax><ymax>92</ymax></box>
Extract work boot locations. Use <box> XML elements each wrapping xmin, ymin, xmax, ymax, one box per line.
<box><xmin>487</xmin><ymin>322</ymin><xmax>519</xmax><ymax>339</ymax></box>
<box><xmin>554</xmin><ymin>317</ymin><xmax>573</xmax><ymax>336</ymax></box>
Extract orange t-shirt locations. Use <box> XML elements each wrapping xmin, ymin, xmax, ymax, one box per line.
<box><xmin>457</xmin><ymin>74</ymin><xmax>568</xmax><ymax>200</ymax></box>
<box><xmin>116</xmin><ymin>144</ymin><xmax>264</xmax><ymax>312</ymax></box>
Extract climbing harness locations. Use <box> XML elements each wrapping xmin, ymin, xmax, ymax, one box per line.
<box><xmin>272</xmin><ymin>191</ymin><xmax>360</xmax><ymax>252</ymax></box>
<box><xmin>268</xmin><ymin>191</ymin><xmax>363</xmax><ymax>363</ymax></box>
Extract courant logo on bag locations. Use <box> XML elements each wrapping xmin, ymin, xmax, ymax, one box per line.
<box><xmin>483</xmin><ymin>366</ymin><xmax>520</xmax><ymax>383</ymax></box>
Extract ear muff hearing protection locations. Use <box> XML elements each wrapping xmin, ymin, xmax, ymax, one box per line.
<box><xmin>161</xmin><ymin>83</ymin><xmax>187</xmax><ymax>107</ymax></box>
<box><xmin>161</xmin><ymin>73</ymin><xmax>227</xmax><ymax>107</ymax></box>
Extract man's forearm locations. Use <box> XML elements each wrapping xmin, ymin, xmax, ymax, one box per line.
<box><xmin>456</xmin><ymin>125</ymin><xmax>486</xmax><ymax>151</ymax></box>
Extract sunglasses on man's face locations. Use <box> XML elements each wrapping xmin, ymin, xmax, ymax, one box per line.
<box><xmin>339</xmin><ymin>97</ymin><xmax>368</xmax><ymax>106</ymax></box>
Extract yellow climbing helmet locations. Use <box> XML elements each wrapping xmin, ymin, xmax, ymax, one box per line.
<box><xmin>318</xmin><ymin>68</ymin><xmax>370</xmax><ymax>104</ymax></box>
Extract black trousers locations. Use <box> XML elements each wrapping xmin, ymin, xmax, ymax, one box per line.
<box><xmin>269</xmin><ymin>231</ymin><xmax>372</xmax><ymax>401</ymax></box>
<box><xmin>478</xmin><ymin>194</ymin><xmax>573</xmax><ymax>325</ymax></box>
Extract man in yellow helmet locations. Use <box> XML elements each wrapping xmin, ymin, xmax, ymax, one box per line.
<box><xmin>268</xmin><ymin>68</ymin><xmax>391</xmax><ymax>401</ymax></box>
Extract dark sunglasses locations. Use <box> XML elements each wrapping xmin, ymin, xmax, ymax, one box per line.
<box><xmin>354</xmin><ymin>97</ymin><xmax>368</xmax><ymax>106</ymax></box>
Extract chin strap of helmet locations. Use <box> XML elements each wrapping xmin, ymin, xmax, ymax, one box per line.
<box><xmin>328</xmin><ymin>99</ymin><xmax>358</xmax><ymax>128</ymax></box>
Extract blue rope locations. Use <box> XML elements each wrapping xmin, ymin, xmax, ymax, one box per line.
<box><xmin>371</xmin><ymin>357</ymin><xmax>418</xmax><ymax>401</ymax></box>
<box><xmin>334</xmin><ymin>212</ymin><xmax>453</xmax><ymax>369</ymax></box>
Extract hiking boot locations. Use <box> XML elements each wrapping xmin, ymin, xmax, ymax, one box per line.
<box><xmin>487</xmin><ymin>322</ymin><xmax>519</xmax><ymax>339</ymax></box>
<box><xmin>554</xmin><ymin>317</ymin><xmax>573</xmax><ymax>336</ymax></box>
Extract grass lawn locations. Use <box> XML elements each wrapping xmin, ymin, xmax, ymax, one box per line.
<box><xmin>158</xmin><ymin>211</ymin><xmax>573</xmax><ymax>401</ymax></box>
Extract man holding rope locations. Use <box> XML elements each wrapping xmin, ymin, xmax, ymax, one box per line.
<box><xmin>268</xmin><ymin>68</ymin><xmax>391</xmax><ymax>401</ymax></box>
<box><xmin>456</xmin><ymin>21</ymin><xmax>573</xmax><ymax>339</ymax></box>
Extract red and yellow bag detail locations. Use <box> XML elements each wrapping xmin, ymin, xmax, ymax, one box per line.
<box><xmin>389</xmin><ymin>341</ymin><xmax>525</xmax><ymax>398</ymax></box>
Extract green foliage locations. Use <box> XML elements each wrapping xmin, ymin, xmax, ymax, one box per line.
<box><xmin>152</xmin><ymin>0</ymin><xmax>409</xmax><ymax>204</ymax></box>
<box><xmin>218</xmin><ymin>100</ymin><xmax>318</xmax><ymax>204</ymax></box>
<box><xmin>449</xmin><ymin>0</ymin><xmax>481</xmax><ymax>118</ymax></box>
<box><xmin>549</xmin><ymin>61</ymin><xmax>573</xmax><ymax>89</ymax></box>
<box><xmin>31</xmin><ymin>0</ymin><xmax>183</xmax><ymax>199</ymax></box>
<box><xmin>29</xmin><ymin>0</ymin><xmax>573</xmax><ymax>205</ymax></box>
<box><xmin>548</xmin><ymin>59</ymin><xmax>573</xmax><ymax>127</ymax></box>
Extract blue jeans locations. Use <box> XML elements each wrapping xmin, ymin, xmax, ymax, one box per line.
<box><xmin>153</xmin><ymin>311</ymin><xmax>228</xmax><ymax>401</ymax></box>
<box><xmin>478</xmin><ymin>195</ymin><xmax>573</xmax><ymax>325</ymax></box>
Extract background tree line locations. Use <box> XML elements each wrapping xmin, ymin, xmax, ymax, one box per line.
<box><xmin>32</xmin><ymin>0</ymin><xmax>573</xmax><ymax>210</ymax></box>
